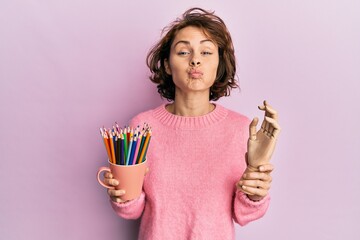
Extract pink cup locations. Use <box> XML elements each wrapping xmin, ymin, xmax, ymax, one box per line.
<box><xmin>97</xmin><ymin>160</ymin><xmax>148</xmax><ymax>201</ymax></box>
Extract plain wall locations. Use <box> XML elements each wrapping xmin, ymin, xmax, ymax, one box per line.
<box><xmin>1</xmin><ymin>0</ymin><xmax>359</xmax><ymax>239</ymax></box>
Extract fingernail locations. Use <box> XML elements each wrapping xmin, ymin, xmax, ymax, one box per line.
<box><xmin>259</xmin><ymin>166</ymin><xmax>265</xmax><ymax>171</ymax></box>
<box><xmin>242</xmin><ymin>185</ymin><xmax>246</xmax><ymax>189</ymax></box>
<box><xmin>119</xmin><ymin>190</ymin><xmax>126</xmax><ymax>195</ymax></box>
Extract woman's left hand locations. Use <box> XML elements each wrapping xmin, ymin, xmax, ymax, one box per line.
<box><xmin>246</xmin><ymin>100</ymin><xmax>281</xmax><ymax>170</ymax></box>
<box><xmin>237</xmin><ymin>163</ymin><xmax>274</xmax><ymax>201</ymax></box>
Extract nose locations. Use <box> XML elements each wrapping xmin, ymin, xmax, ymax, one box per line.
<box><xmin>190</xmin><ymin>56</ymin><xmax>201</xmax><ymax>67</ymax></box>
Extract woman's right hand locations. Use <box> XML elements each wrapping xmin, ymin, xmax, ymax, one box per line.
<box><xmin>103</xmin><ymin>172</ymin><xmax>127</xmax><ymax>203</ymax></box>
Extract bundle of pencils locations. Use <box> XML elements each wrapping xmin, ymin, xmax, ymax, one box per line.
<box><xmin>100</xmin><ymin>122</ymin><xmax>152</xmax><ymax>165</ymax></box>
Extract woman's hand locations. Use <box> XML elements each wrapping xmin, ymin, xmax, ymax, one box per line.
<box><xmin>237</xmin><ymin>164</ymin><xmax>274</xmax><ymax>201</ymax></box>
<box><xmin>247</xmin><ymin>100</ymin><xmax>281</xmax><ymax>170</ymax></box>
<box><xmin>103</xmin><ymin>172</ymin><xmax>128</xmax><ymax>203</ymax></box>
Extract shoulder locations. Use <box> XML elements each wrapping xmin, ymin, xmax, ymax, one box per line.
<box><xmin>218</xmin><ymin>104</ymin><xmax>251</xmax><ymax>126</ymax></box>
<box><xmin>129</xmin><ymin>104</ymin><xmax>164</xmax><ymax>126</ymax></box>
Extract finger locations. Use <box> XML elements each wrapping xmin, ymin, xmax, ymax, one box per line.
<box><xmin>242</xmin><ymin>172</ymin><xmax>272</xmax><ymax>182</ymax></box>
<box><xmin>261</xmin><ymin>119</ymin><xmax>267</xmax><ymax>132</ymax></box>
<box><xmin>240</xmin><ymin>185</ymin><xmax>268</xmax><ymax>197</ymax></box>
<box><xmin>104</xmin><ymin>172</ymin><xmax>113</xmax><ymax>179</ymax></box>
<box><xmin>249</xmin><ymin>117</ymin><xmax>258</xmax><ymax>140</ymax></box>
<box><xmin>111</xmin><ymin>196</ymin><xmax>127</xmax><ymax>203</ymax></box>
<box><xmin>260</xmin><ymin>118</ymin><xmax>271</xmax><ymax>137</ymax></box>
<box><xmin>264</xmin><ymin>116</ymin><xmax>281</xmax><ymax>129</ymax></box>
<box><xmin>240</xmin><ymin>179</ymin><xmax>271</xmax><ymax>190</ymax></box>
<box><xmin>258</xmin><ymin>163</ymin><xmax>274</xmax><ymax>172</ymax></box>
<box><xmin>264</xmin><ymin>116</ymin><xmax>281</xmax><ymax>139</ymax></box>
<box><xmin>264</xmin><ymin>101</ymin><xmax>279</xmax><ymax>121</ymax></box>
<box><xmin>104</xmin><ymin>178</ymin><xmax>119</xmax><ymax>186</ymax></box>
<box><xmin>236</xmin><ymin>182</ymin><xmax>255</xmax><ymax>195</ymax></box>
<box><xmin>258</xmin><ymin>103</ymin><xmax>266</xmax><ymax>111</ymax></box>
<box><xmin>108</xmin><ymin>189</ymin><xmax>126</xmax><ymax>197</ymax></box>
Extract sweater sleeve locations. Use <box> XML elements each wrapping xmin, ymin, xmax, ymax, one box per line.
<box><xmin>232</xmin><ymin>190</ymin><xmax>270</xmax><ymax>226</ymax></box>
<box><xmin>110</xmin><ymin>192</ymin><xmax>146</xmax><ymax>219</ymax></box>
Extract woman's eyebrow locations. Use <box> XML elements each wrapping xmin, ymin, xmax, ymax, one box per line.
<box><xmin>173</xmin><ymin>39</ymin><xmax>215</xmax><ymax>48</ymax></box>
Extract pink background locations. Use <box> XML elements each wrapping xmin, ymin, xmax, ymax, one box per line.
<box><xmin>1</xmin><ymin>0</ymin><xmax>359</xmax><ymax>239</ymax></box>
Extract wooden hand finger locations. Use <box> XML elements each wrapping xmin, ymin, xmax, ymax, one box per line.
<box><xmin>249</xmin><ymin>117</ymin><xmax>258</xmax><ymax>141</ymax></box>
<box><xmin>264</xmin><ymin>101</ymin><xmax>279</xmax><ymax>120</ymax></box>
<box><xmin>264</xmin><ymin>116</ymin><xmax>281</xmax><ymax>139</ymax></box>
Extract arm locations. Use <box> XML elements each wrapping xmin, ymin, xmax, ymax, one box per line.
<box><xmin>233</xmin><ymin>189</ymin><xmax>270</xmax><ymax>226</ymax></box>
<box><xmin>103</xmin><ymin>171</ymin><xmax>146</xmax><ymax>220</ymax></box>
<box><xmin>233</xmin><ymin>101</ymin><xmax>280</xmax><ymax>225</ymax></box>
<box><xmin>110</xmin><ymin>192</ymin><xmax>146</xmax><ymax>220</ymax></box>
<box><xmin>233</xmin><ymin>164</ymin><xmax>272</xmax><ymax>226</ymax></box>
<box><xmin>106</xmin><ymin>115</ymin><xmax>148</xmax><ymax>219</ymax></box>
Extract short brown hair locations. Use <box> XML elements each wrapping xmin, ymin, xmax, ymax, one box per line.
<box><xmin>146</xmin><ymin>7</ymin><xmax>238</xmax><ymax>101</ymax></box>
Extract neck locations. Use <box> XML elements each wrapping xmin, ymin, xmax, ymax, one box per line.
<box><xmin>166</xmin><ymin>91</ymin><xmax>215</xmax><ymax>117</ymax></box>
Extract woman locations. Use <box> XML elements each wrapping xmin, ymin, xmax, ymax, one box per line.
<box><xmin>103</xmin><ymin>7</ymin><xmax>280</xmax><ymax>240</ymax></box>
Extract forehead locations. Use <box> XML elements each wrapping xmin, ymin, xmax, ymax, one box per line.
<box><xmin>172</xmin><ymin>26</ymin><xmax>216</xmax><ymax>46</ymax></box>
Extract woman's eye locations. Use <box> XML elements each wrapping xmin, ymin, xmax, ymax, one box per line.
<box><xmin>202</xmin><ymin>51</ymin><xmax>212</xmax><ymax>55</ymax></box>
<box><xmin>177</xmin><ymin>51</ymin><xmax>190</xmax><ymax>56</ymax></box>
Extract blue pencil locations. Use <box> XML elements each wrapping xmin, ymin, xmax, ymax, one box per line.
<box><xmin>128</xmin><ymin>136</ymin><xmax>137</xmax><ymax>165</ymax></box>
<box><xmin>126</xmin><ymin>136</ymin><xmax>133</xmax><ymax>165</ymax></box>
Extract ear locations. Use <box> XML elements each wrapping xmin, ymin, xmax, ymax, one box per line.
<box><xmin>164</xmin><ymin>59</ymin><xmax>172</xmax><ymax>75</ymax></box>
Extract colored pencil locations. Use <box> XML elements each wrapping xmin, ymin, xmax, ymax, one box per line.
<box><xmin>101</xmin><ymin>128</ymin><xmax>112</xmax><ymax>163</ymax></box>
<box><xmin>116</xmin><ymin>134</ymin><xmax>121</xmax><ymax>165</ymax></box>
<box><xmin>129</xmin><ymin>135</ymin><xmax>137</xmax><ymax>165</ymax></box>
<box><xmin>123</xmin><ymin>127</ymin><xmax>128</xmax><ymax>161</ymax></box>
<box><xmin>120</xmin><ymin>134</ymin><xmax>125</xmax><ymax>165</ymax></box>
<box><xmin>138</xmin><ymin>130</ymin><xmax>151</xmax><ymax>164</ymax></box>
<box><xmin>133</xmin><ymin>133</ymin><xmax>142</xmax><ymax>164</ymax></box>
<box><xmin>100</xmin><ymin>123</ymin><xmax>152</xmax><ymax>165</ymax></box>
<box><xmin>126</xmin><ymin>136</ymin><xmax>134</xmax><ymax>165</ymax></box>
<box><xmin>109</xmin><ymin>131</ymin><xmax>116</xmax><ymax>164</ymax></box>
<box><xmin>140</xmin><ymin>133</ymin><xmax>151</xmax><ymax>163</ymax></box>
<box><xmin>137</xmin><ymin>133</ymin><xmax>146</xmax><ymax>163</ymax></box>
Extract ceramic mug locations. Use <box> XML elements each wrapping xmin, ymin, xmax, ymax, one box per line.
<box><xmin>97</xmin><ymin>160</ymin><xmax>147</xmax><ymax>201</ymax></box>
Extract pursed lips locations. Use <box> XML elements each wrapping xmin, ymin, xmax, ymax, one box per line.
<box><xmin>188</xmin><ymin>69</ymin><xmax>203</xmax><ymax>79</ymax></box>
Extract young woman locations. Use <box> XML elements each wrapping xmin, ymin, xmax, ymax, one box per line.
<box><xmin>102</xmin><ymin>7</ymin><xmax>280</xmax><ymax>240</ymax></box>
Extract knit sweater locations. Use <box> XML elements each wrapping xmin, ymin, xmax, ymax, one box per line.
<box><xmin>110</xmin><ymin>104</ymin><xmax>270</xmax><ymax>240</ymax></box>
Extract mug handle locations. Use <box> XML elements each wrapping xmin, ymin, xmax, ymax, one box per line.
<box><xmin>97</xmin><ymin>167</ymin><xmax>114</xmax><ymax>189</ymax></box>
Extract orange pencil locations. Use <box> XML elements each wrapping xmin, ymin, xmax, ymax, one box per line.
<box><xmin>100</xmin><ymin>128</ymin><xmax>112</xmax><ymax>163</ymax></box>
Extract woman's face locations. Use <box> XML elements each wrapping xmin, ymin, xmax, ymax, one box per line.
<box><xmin>165</xmin><ymin>26</ymin><xmax>219</xmax><ymax>96</ymax></box>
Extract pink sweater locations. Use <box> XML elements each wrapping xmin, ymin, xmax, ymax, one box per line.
<box><xmin>111</xmin><ymin>104</ymin><xmax>270</xmax><ymax>240</ymax></box>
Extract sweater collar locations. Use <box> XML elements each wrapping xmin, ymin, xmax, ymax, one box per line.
<box><xmin>152</xmin><ymin>103</ymin><xmax>228</xmax><ymax>129</ymax></box>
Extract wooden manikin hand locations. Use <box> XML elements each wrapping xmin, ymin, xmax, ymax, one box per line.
<box><xmin>236</xmin><ymin>101</ymin><xmax>281</xmax><ymax>200</ymax></box>
<box><xmin>246</xmin><ymin>100</ymin><xmax>281</xmax><ymax>171</ymax></box>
